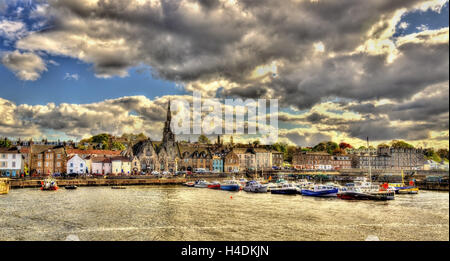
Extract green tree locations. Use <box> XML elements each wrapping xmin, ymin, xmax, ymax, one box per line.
<box><xmin>111</xmin><ymin>141</ymin><xmax>125</xmax><ymax>151</ymax></box>
<box><xmin>390</xmin><ymin>140</ymin><xmax>414</xmax><ymax>149</ymax></box>
<box><xmin>0</xmin><ymin>138</ymin><xmax>11</xmax><ymax>148</ymax></box>
<box><xmin>437</xmin><ymin>148</ymin><xmax>449</xmax><ymax>161</ymax></box>
<box><xmin>198</xmin><ymin>134</ymin><xmax>211</xmax><ymax>144</ymax></box>
<box><xmin>91</xmin><ymin>133</ymin><xmax>111</xmax><ymax>144</ymax></box>
<box><xmin>312</xmin><ymin>141</ymin><xmax>338</xmax><ymax>154</ymax></box>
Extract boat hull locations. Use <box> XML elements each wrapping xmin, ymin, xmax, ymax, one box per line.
<box><xmin>208</xmin><ymin>184</ymin><xmax>221</xmax><ymax>189</ymax></box>
<box><xmin>395</xmin><ymin>187</ymin><xmax>419</xmax><ymax>194</ymax></box>
<box><xmin>301</xmin><ymin>188</ymin><xmax>338</xmax><ymax>197</ymax></box>
<box><xmin>41</xmin><ymin>186</ymin><xmax>58</xmax><ymax>191</ymax></box>
<box><xmin>194</xmin><ymin>184</ymin><xmax>209</xmax><ymax>188</ymax></box>
<box><xmin>244</xmin><ymin>186</ymin><xmax>268</xmax><ymax>193</ymax></box>
<box><xmin>271</xmin><ymin>189</ymin><xmax>298</xmax><ymax>195</ymax></box>
<box><xmin>220</xmin><ymin>184</ymin><xmax>240</xmax><ymax>191</ymax></box>
<box><xmin>337</xmin><ymin>191</ymin><xmax>395</xmax><ymax>200</ymax></box>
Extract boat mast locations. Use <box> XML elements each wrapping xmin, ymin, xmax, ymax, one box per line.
<box><xmin>367</xmin><ymin>136</ymin><xmax>371</xmax><ymax>182</ymax></box>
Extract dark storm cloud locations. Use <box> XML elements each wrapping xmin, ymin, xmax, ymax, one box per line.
<box><xmin>3</xmin><ymin>0</ymin><xmax>447</xmax><ymax>145</ymax></box>
<box><xmin>282</xmin><ymin>130</ymin><xmax>331</xmax><ymax>147</ymax></box>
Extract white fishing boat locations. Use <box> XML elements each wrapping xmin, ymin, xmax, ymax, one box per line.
<box><xmin>243</xmin><ymin>180</ymin><xmax>268</xmax><ymax>193</ymax></box>
<box><xmin>194</xmin><ymin>180</ymin><xmax>210</xmax><ymax>188</ymax></box>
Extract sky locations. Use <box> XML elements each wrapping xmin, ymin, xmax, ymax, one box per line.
<box><xmin>0</xmin><ymin>0</ymin><xmax>448</xmax><ymax>149</ymax></box>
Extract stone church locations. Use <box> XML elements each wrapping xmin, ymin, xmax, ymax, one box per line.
<box><xmin>122</xmin><ymin>101</ymin><xmax>180</xmax><ymax>172</ymax></box>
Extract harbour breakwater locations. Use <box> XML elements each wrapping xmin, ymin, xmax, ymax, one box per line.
<box><xmin>9</xmin><ymin>177</ymin><xmax>187</xmax><ymax>188</ymax></box>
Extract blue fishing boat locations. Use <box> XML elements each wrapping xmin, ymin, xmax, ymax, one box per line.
<box><xmin>220</xmin><ymin>180</ymin><xmax>241</xmax><ymax>191</ymax></box>
<box><xmin>301</xmin><ymin>185</ymin><xmax>338</xmax><ymax>197</ymax></box>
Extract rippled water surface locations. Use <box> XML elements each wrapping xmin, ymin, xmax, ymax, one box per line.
<box><xmin>0</xmin><ymin>186</ymin><xmax>448</xmax><ymax>241</ymax></box>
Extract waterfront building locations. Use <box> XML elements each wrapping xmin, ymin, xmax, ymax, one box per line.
<box><xmin>292</xmin><ymin>151</ymin><xmax>333</xmax><ymax>170</ymax></box>
<box><xmin>131</xmin><ymin>156</ymin><xmax>141</xmax><ymax>174</ymax></box>
<box><xmin>123</xmin><ymin>139</ymin><xmax>159</xmax><ymax>173</ymax></box>
<box><xmin>356</xmin><ymin>147</ymin><xmax>424</xmax><ymax>170</ymax></box>
<box><xmin>0</xmin><ymin>147</ymin><xmax>24</xmax><ymax>177</ymax></box>
<box><xmin>271</xmin><ymin>150</ymin><xmax>284</xmax><ymax>168</ymax></box>
<box><xmin>212</xmin><ymin>155</ymin><xmax>224</xmax><ymax>172</ymax></box>
<box><xmin>178</xmin><ymin>145</ymin><xmax>213</xmax><ymax>171</ymax></box>
<box><xmin>91</xmin><ymin>157</ymin><xmax>112</xmax><ymax>175</ymax></box>
<box><xmin>30</xmin><ymin>145</ymin><xmax>67</xmax><ymax>176</ymax></box>
<box><xmin>233</xmin><ymin>148</ymin><xmax>256</xmax><ymax>171</ymax></box>
<box><xmin>331</xmin><ymin>155</ymin><xmax>352</xmax><ymax>170</ymax></box>
<box><xmin>224</xmin><ymin>151</ymin><xmax>240</xmax><ymax>173</ymax></box>
<box><xmin>254</xmin><ymin>148</ymin><xmax>273</xmax><ymax>171</ymax></box>
<box><xmin>111</xmin><ymin>156</ymin><xmax>132</xmax><ymax>175</ymax></box>
<box><xmin>67</xmin><ymin>155</ymin><xmax>88</xmax><ymax>174</ymax></box>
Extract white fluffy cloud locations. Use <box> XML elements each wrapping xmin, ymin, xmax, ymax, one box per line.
<box><xmin>1</xmin><ymin>50</ymin><xmax>47</xmax><ymax>81</ymax></box>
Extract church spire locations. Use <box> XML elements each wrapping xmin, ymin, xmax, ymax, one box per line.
<box><xmin>167</xmin><ymin>99</ymin><xmax>172</xmax><ymax>122</ymax></box>
<box><xmin>162</xmin><ymin>100</ymin><xmax>175</xmax><ymax>143</ymax></box>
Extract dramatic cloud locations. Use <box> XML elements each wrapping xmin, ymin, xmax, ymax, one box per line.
<box><xmin>0</xmin><ymin>19</ymin><xmax>27</xmax><ymax>40</ymax></box>
<box><xmin>1</xmin><ymin>50</ymin><xmax>47</xmax><ymax>81</ymax></box>
<box><xmin>0</xmin><ymin>0</ymin><xmax>448</xmax><ymax>148</ymax></box>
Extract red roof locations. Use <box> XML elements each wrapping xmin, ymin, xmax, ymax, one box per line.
<box><xmin>66</xmin><ymin>149</ymin><xmax>122</xmax><ymax>156</ymax></box>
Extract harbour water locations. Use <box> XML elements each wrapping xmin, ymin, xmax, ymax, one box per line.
<box><xmin>0</xmin><ymin>186</ymin><xmax>448</xmax><ymax>241</ymax></box>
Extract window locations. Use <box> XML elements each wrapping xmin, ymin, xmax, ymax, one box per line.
<box><xmin>57</xmin><ymin>154</ymin><xmax>61</xmax><ymax>159</ymax></box>
<box><xmin>1</xmin><ymin>162</ymin><xmax>6</xmax><ymax>167</ymax></box>
<box><xmin>56</xmin><ymin>162</ymin><xmax>61</xmax><ymax>167</ymax></box>
<box><xmin>12</xmin><ymin>162</ymin><xmax>16</xmax><ymax>168</ymax></box>
<box><xmin>38</xmin><ymin>154</ymin><xmax>42</xmax><ymax>159</ymax></box>
<box><xmin>38</xmin><ymin>162</ymin><xmax>41</xmax><ymax>167</ymax></box>
<box><xmin>45</xmin><ymin>162</ymin><xmax>49</xmax><ymax>167</ymax></box>
<box><xmin>70</xmin><ymin>163</ymin><xmax>73</xmax><ymax>167</ymax></box>
<box><xmin>12</xmin><ymin>154</ymin><xmax>16</xmax><ymax>159</ymax></box>
<box><xmin>1</xmin><ymin>154</ymin><xmax>5</xmax><ymax>158</ymax></box>
<box><xmin>80</xmin><ymin>163</ymin><xmax>83</xmax><ymax>168</ymax></box>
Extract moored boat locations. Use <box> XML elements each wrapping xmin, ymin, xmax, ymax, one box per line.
<box><xmin>64</xmin><ymin>185</ymin><xmax>78</xmax><ymax>190</ymax></box>
<box><xmin>184</xmin><ymin>181</ymin><xmax>195</xmax><ymax>187</ymax></box>
<box><xmin>337</xmin><ymin>181</ymin><xmax>395</xmax><ymax>200</ymax></box>
<box><xmin>0</xmin><ymin>178</ymin><xmax>10</xmax><ymax>195</ymax></box>
<box><xmin>244</xmin><ymin>180</ymin><xmax>268</xmax><ymax>193</ymax></box>
<box><xmin>111</xmin><ymin>186</ymin><xmax>126</xmax><ymax>189</ymax></box>
<box><xmin>208</xmin><ymin>181</ymin><xmax>221</xmax><ymax>189</ymax></box>
<box><xmin>220</xmin><ymin>180</ymin><xmax>241</xmax><ymax>191</ymax></box>
<box><xmin>301</xmin><ymin>185</ymin><xmax>338</xmax><ymax>197</ymax></box>
<box><xmin>389</xmin><ymin>171</ymin><xmax>419</xmax><ymax>194</ymax></box>
<box><xmin>41</xmin><ymin>178</ymin><xmax>58</xmax><ymax>191</ymax></box>
<box><xmin>271</xmin><ymin>183</ymin><xmax>300</xmax><ymax>195</ymax></box>
<box><xmin>194</xmin><ymin>180</ymin><xmax>210</xmax><ymax>188</ymax></box>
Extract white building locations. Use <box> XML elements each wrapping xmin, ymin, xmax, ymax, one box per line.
<box><xmin>424</xmin><ymin>160</ymin><xmax>449</xmax><ymax>171</ymax></box>
<box><xmin>0</xmin><ymin>148</ymin><xmax>24</xmax><ymax>177</ymax></box>
<box><xmin>111</xmin><ymin>156</ymin><xmax>132</xmax><ymax>175</ymax></box>
<box><xmin>67</xmin><ymin>155</ymin><xmax>88</xmax><ymax>174</ymax></box>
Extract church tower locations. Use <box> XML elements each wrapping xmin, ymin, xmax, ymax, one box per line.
<box><xmin>162</xmin><ymin>100</ymin><xmax>175</xmax><ymax>143</ymax></box>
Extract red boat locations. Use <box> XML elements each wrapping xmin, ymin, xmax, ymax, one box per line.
<box><xmin>41</xmin><ymin>178</ymin><xmax>59</xmax><ymax>191</ymax></box>
<box><xmin>207</xmin><ymin>182</ymin><xmax>221</xmax><ymax>189</ymax></box>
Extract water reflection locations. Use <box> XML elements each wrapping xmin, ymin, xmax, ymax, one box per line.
<box><xmin>0</xmin><ymin>186</ymin><xmax>448</xmax><ymax>241</ymax></box>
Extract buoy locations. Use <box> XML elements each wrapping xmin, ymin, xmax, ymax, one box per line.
<box><xmin>230</xmin><ymin>196</ymin><xmax>233</xmax><ymax>199</ymax></box>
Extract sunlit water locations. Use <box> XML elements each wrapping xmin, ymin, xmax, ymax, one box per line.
<box><xmin>0</xmin><ymin>186</ymin><xmax>448</xmax><ymax>241</ymax></box>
